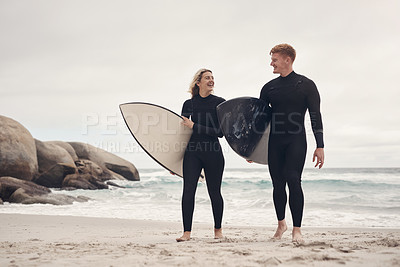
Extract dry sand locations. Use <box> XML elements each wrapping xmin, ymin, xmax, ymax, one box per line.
<box><xmin>0</xmin><ymin>213</ymin><xmax>399</xmax><ymax>266</ymax></box>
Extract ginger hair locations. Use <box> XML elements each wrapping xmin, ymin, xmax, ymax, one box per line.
<box><xmin>270</xmin><ymin>44</ymin><xmax>296</xmax><ymax>62</ymax></box>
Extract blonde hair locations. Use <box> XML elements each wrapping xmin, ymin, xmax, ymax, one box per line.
<box><xmin>270</xmin><ymin>44</ymin><xmax>296</xmax><ymax>62</ymax></box>
<box><xmin>189</xmin><ymin>68</ymin><xmax>212</xmax><ymax>98</ymax></box>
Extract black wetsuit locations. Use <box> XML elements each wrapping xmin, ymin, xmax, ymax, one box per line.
<box><xmin>260</xmin><ymin>71</ymin><xmax>324</xmax><ymax>227</ymax></box>
<box><xmin>181</xmin><ymin>94</ymin><xmax>226</xmax><ymax>232</ymax></box>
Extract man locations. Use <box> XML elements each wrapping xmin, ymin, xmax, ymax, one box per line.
<box><xmin>258</xmin><ymin>44</ymin><xmax>324</xmax><ymax>243</ymax></box>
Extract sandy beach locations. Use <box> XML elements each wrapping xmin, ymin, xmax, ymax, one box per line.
<box><xmin>0</xmin><ymin>213</ymin><xmax>399</xmax><ymax>266</ymax></box>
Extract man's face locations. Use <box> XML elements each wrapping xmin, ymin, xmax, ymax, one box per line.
<box><xmin>270</xmin><ymin>53</ymin><xmax>290</xmax><ymax>75</ymax></box>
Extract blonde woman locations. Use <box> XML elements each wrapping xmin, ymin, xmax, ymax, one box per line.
<box><xmin>176</xmin><ymin>69</ymin><xmax>225</xmax><ymax>242</ymax></box>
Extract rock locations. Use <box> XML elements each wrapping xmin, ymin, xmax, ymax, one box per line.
<box><xmin>68</xmin><ymin>142</ymin><xmax>139</xmax><ymax>181</ymax></box>
<box><xmin>74</xmin><ymin>159</ymin><xmax>127</xmax><ymax>181</ymax></box>
<box><xmin>35</xmin><ymin>139</ymin><xmax>76</xmax><ymax>174</ymax></box>
<box><xmin>102</xmin><ymin>169</ymin><xmax>126</xmax><ymax>181</ymax></box>
<box><xmin>46</xmin><ymin>141</ymin><xmax>79</xmax><ymax>162</ymax></box>
<box><xmin>0</xmin><ymin>115</ymin><xmax>38</xmax><ymax>181</ymax></box>
<box><xmin>106</xmin><ymin>181</ymin><xmax>126</xmax><ymax>188</ymax></box>
<box><xmin>62</xmin><ymin>173</ymin><xmax>109</xmax><ymax>190</ymax></box>
<box><xmin>76</xmin><ymin>195</ymin><xmax>91</xmax><ymax>202</ymax></box>
<box><xmin>9</xmin><ymin>188</ymin><xmax>75</xmax><ymax>205</ymax></box>
<box><xmin>105</xmin><ymin>162</ymin><xmax>139</xmax><ymax>181</ymax></box>
<box><xmin>75</xmin><ymin>159</ymin><xmax>103</xmax><ymax>177</ymax></box>
<box><xmin>0</xmin><ymin>176</ymin><xmax>50</xmax><ymax>201</ymax></box>
<box><xmin>74</xmin><ymin>159</ymin><xmax>122</xmax><ymax>181</ymax></box>
<box><xmin>0</xmin><ymin>198</ymin><xmax>3</xmax><ymax>205</ymax></box>
<box><xmin>34</xmin><ymin>163</ymin><xmax>77</xmax><ymax>188</ymax></box>
<box><xmin>0</xmin><ymin>176</ymin><xmax>89</xmax><ymax>205</ymax></box>
<box><xmin>34</xmin><ymin>140</ymin><xmax>78</xmax><ymax>188</ymax></box>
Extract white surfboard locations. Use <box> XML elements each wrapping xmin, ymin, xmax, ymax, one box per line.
<box><xmin>120</xmin><ymin>102</ymin><xmax>193</xmax><ymax>178</ymax></box>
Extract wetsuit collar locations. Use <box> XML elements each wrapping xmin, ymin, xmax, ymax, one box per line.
<box><xmin>196</xmin><ymin>93</ymin><xmax>213</xmax><ymax>100</ymax></box>
<box><xmin>281</xmin><ymin>71</ymin><xmax>296</xmax><ymax>79</ymax></box>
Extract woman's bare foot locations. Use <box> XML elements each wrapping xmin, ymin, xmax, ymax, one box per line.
<box><xmin>176</xmin><ymin>231</ymin><xmax>191</xmax><ymax>242</ymax></box>
<box><xmin>214</xmin><ymin>228</ymin><xmax>223</xmax><ymax>239</ymax></box>
<box><xmin>272</xmin><ymin>220</ymin><xmax>288</xmax><ymax>240</ymax></box>
<box><xmin>292</xmin><ymin>227</ymin><xmax>304</xmax><ymax>243</ymax></box>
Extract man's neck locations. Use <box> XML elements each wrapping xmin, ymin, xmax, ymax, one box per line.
<box><xmin>280</xmin><ymin>68</ymin><xmax>293</xmax><ymax>77</ymax></box>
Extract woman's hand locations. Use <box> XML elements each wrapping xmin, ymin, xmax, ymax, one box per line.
<box><xmin>181</xmin><ymin>116</ymin><xmax>194</xmax><ymax>129</ymax></box>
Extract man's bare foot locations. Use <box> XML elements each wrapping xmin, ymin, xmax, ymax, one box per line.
<box><xmin>292</xmin><ymin>227</ymin><xmax>304</xmax><ymax>243</ymax></box>
<box><xmin>176</xmin><ymin>231</ymin><xmax>191</xmax><ymax>242</ymax></box>
<box><xmin>272</xmin><ymin>220</ymin><xmax>288</xmax><ymax>240</ymax></box>
<box><xmin>214</xmin><ymin>228</ymin><xmax>223</xmax><ymax>239</ymax></box>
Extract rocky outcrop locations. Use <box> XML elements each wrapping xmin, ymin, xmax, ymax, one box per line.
<box><xmin>0</xmin><ymin>115</ymin><xmax>140</xmax><ymax>205</ymax></box>
<box><xmin>62</xmin><ymin>173</ymin><xmax>109</xmax><ymax>190</ymax></box>
<box><xmin>69</xmin><ymin>142</ymin><xmax>139</xmax><ymax>181</ymax></box>
<box><xmin>0</xmin><ymin>115</ymin><xmax>38</xmax><ymax>181</ymax></box>
<box><xmin>33</xmin><ymin>163</ymin><xmax>77</xmax><ymax>188</ymax></box>
<box><xmin>33</xmin><ymin>139</ymin><xmax>79</xmax><ymax>188</ymax></box>
<box><xmin>46</xmin><ymin>141</ymin><xmax>79</xmax><ymax>162</ymax></box>
<box><xmin>75</xmin><ymin>159</ymin><xmax>103</xmax><ymax>177</ymax></box>
<box><xmin>35</xmin><ymin>139</ymin><xmax>76</xmax><ymax>174</ymax></box>
<box><xmin>0</xmin><ymin>176</ymin><xmax>49</xmax><ymax>199</ymax></box>
<box><xmin>0</xmin><ymin>176</ymin><xmax>89</xmax><ymax>205</ymax></box>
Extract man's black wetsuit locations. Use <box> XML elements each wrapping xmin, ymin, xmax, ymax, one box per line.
<box><xmin>181</xmin><ymin>94</ymin><xmax>225</xmax><ymax>232</ymax></box>
<box><xmin>260</xmin><ymin>71</ymin><xmax>324</xmax><ymax>227</ymax></box>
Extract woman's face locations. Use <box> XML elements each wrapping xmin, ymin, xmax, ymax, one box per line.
<box><xmin>197</xmin><ymin>71</ymin><xmax>214</xmax><ymax>94</ymax></box>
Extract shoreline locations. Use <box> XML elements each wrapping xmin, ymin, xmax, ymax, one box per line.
<box><xmin>1</xmin><ymin>213</ymin><xmax>399</xmax><ymax>266</ymax></box>
<box><xmin>1</xmin><ymin>212</ymin><xmax>400</xmax><ymax>231</ymax></box>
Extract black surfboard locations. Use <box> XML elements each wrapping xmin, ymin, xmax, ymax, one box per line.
<box><xmin>216</xmin><ymin>97</ymin><xmax>272</xmax><ymax>164</ymax></box>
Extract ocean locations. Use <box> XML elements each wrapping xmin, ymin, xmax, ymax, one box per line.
<box><xmin>1</xmin><ymin>168</ymin><xmax>399</xmax><ymax>228</ymax></box>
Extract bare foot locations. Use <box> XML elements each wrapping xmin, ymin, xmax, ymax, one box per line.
<box><xmin>292</xmin><ymin>227</ymin><xmax>304</xmax><ymax>244</ymax></box>
<box><xmin>214</xmin><ymin>228</ymin><xmax>223</xmax><ymax>239</ymax></box>
<box><xmin>272</xmin><ymin>220</ymin><xmax>287</xmax><ymax>240</ymax></box>
<box><xmin>176</xmin><ymin>231</ymin><xmax>191</xmax><ymax>242</ymax></box>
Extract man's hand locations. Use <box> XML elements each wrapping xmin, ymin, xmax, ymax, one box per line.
<box><xmin>313</xmin><ymin>148</ymin><xmax>324</xmax><ymax>169</ymax></box>
<box><xmin>181</xmin><ymin>116</ymin><xmax>194</xmax><ymax>129</ymax></box>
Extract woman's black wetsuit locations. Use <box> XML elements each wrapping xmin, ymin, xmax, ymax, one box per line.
<box><xmin>260</xmin><ymin>71</ymin><xmax>324</xmax><ymax>227</ymax></box>
<box><xmin>181</xmin><ymin>94</ymin><xmax>226</xmax><ymax>232</ymax></box>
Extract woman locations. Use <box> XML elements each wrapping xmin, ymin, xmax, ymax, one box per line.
<box><xmin>176</xmin><ymin>69</ymin><xmax>225</xmax><ymax>242</ymax></box>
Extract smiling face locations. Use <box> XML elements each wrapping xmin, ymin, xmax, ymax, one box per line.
<box><xmin>270</xmin><ymin>52</ymin><xmax>293</xmax><ymax>77</ymax></box>
<box><xmin>196</xmin><ymin>71</ymin><xmax>214</xmax><ymax>97</ymax></box>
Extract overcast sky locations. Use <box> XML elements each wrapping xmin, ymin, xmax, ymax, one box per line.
<box><xmin>1</xmin><ymin>0</ymin><xmax>399</xmax><ymax>169</ymax></box>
